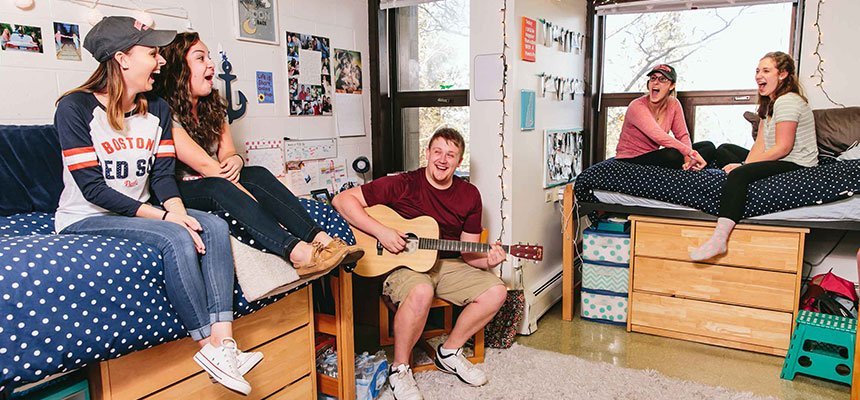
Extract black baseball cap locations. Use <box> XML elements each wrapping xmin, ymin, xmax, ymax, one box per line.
<box><xmin>83</xmin><ymin>16</ymin><xmax>176</xmax><ymax>63</ymax></box>
<box><xmin>647</xmin><ymin>64</ymin><xmax>677</xmax><ymax>83</ymax></box>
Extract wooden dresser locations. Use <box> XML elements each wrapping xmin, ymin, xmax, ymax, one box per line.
<box><xmin>627</xmin><ymin>216</ymin><xmax>808</xmax><ymax>356</ymax></box>
<box><xmin>89</xmin><ymin>285</ymin><xmax>317</xmax><ymax>399</ymax></box>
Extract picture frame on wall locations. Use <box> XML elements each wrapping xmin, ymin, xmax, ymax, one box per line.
<box><xmin>234</xmin><ymin>0</ymin><xmax>279</xmax><ymax>45</ymax></box>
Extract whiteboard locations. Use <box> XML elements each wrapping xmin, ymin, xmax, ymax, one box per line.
<box><xmin>283</xmin><ymin>138</ymin><xmax>338</xmax><ymax>161</ymax></box>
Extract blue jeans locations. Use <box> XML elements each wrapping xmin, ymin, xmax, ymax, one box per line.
<box><xmin>178</xmin><ymin>166</ymin><xmax>324</xmax><ymax>257</ymax></box>
<box><xmin>61</xmin><ymin>209</ymin><xmax>234</xmax><ymax>341</ymax></box>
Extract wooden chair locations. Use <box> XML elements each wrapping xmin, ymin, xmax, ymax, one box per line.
<box><xmin>377</xmin><ymin>231</ymin><xmax>489</xmax><ymax>373</ymax></box>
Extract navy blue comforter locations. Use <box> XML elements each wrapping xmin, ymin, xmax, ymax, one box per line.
<box><xmin>573</xmin><ymin>159</ymin><xmax>860</xmax><ymax>218</ymax></box>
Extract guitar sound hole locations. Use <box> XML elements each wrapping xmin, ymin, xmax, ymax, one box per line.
<box><xmin>404</xmin><ymin>233</ymin><xmax>419</xmax><ymax>253</ymax></box>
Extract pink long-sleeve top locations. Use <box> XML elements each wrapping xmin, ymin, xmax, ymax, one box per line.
<box><xmin>615</xmin><ymin>96</ymin><xmax>693</xmax><ymax>159</ymax></box>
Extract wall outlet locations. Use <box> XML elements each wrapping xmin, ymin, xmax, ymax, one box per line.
<box><xmin>545</xmin><ymin>190</ymin><xmax>556</xmax><ymax>203</ymax></box>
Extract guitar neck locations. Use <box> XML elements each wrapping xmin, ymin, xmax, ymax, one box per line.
<box><xmin>417</xmin><ymin>238</ymin><xmax>508</xmax><ymax>254</ymax></box>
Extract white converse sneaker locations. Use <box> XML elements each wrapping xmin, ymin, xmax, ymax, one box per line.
<box><xmin>434</xmin><ymin>344</ymin><xmax>488</xmax><ymax>386</ymax></box>
<box><xmin>388</xmin><ymin>364</ymin><xmax>423</xmax><ymax>400</ymax></box>
<box><xmin>208</xmin><ymin>349</ymin><xmax>263</xmax><ymax>384</ymax></box>
<box><xmin>236</xmin><ymin>349</ymin><xmax>263</xmax><ymax>375</ymax></box>
<box><xmin>194</xmin><ymin>338</ymin><xmax>252</xmax><ymax>395</ymax></box>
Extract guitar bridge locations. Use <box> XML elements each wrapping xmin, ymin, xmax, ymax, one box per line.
<box><xmin>376</xmin><ymin>241</ymin><xmax>383</xmax><ymax>256</ymax></box>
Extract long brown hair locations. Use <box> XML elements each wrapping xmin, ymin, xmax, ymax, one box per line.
<box><xmin>58</xmin><ymin>50</ymin><xmax>148</xmax><ymax>132</ymax></box>
<box><xmin>757</xmin><ymin>51</ymin><xmax>806</xmax><ymax>118</ymax></box>
<box><xmin>153</xmin><ymin>32</ymin><xmax>226</xmax><ymax>150</ymax></box>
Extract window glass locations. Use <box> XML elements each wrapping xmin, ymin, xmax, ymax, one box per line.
<box><xmin>694</xmin><ymin>105</ymin><xmax>757</xmax><ymax>148</ymax></box>
<box><xmin>402</xmin><ymin>106</ymin><xmax>471</xmax><ymax>174</ymax></box>
<box><xmin>396</xmin><ymin>0</ymin><xmax>470</xmax><ymax>91</ymax></box>
<box><xmin>603</xmin><ymin>4</ymin><xmax>792</xmax><ymax>93</ymax></box>
<box><xmin>604</xmin><ymin>106</ymin><xmax>627</xmax><ymax>159</ymax></box>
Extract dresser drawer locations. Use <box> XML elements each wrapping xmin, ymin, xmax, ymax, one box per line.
<box><xmin>630</xmin><ymin>292</ymin><xmax>793</xmax><ymax>350</ymax></box>
<box><xmin>633</xmin><ymin>220</ymin><xmax>803</xmax><ymax>272</ymax></box>
<box><xmin>147</xmin><ymin>325</ymin><xmax>313</xmax><ymax>399</ymax></box>
<box><xmin>103</xmin><ymin>286</ymin><xmax>311</xmax><ymax>399</ymax></box>
<box><xmin>632</xmin><ymin>256</ymin><xmax>797</xmax><ymax>312</ymax></box>
<box><xmin>267</xmin><ymin>375</ymin><xmax>314</xmax><ymax>400</ymax></box>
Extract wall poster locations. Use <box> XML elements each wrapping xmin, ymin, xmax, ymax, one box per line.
<box><xmin>286</xmin><ymin>31</ymin><xmax>332</xmax><ymax>116</ymax></box>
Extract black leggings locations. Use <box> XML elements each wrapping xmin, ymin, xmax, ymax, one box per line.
<box><xmin>618</xmin><ymin>141</ymin><xmax>716</xmax><ymax>169</ymax></box>
<box><xmin>714</xmin><ymin>144</ymin><xmax>749</xmax><ymax>169</ymax></box>
<box><xmin>179</xmin><ymin>166</ymin><xmax>324</xmax><ymax>257</ymax></box>
<box><xmin>719</xmin><ymin>161</ymin><xmax>801</xmax><ymax>222</ymax></box>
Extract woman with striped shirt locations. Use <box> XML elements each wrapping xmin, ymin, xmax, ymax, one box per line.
<box><xmin>54</xmin><ymin>17</ymin><xmax>256</xmax><ymax>395</ymax></box>
<box><xmin>690</xmin><ymin>51</ymin><xmax>818</xmax><ymax>261</ymax></box>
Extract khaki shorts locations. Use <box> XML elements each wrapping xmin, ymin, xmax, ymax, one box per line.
<box><xmin>383</xmin><ymin>258</ymin><xmax>504</xmax><ymax>306</ymax></box>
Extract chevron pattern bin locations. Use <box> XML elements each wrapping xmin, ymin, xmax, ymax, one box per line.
<box><xmin>583</xmin><ymin>260</ymin><xmax>629</xmax><ymax>293</ymax></box>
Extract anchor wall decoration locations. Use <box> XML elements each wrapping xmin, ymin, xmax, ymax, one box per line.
<box><xmin>218</xmin><ymin>51</ymin><xmax>247</xmax><ymax>124</ymax></box>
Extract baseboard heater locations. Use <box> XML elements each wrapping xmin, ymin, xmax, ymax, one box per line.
<box><xmin>518</xmin><ymin>265</ymin><xmax>564</xmax><ymax>335</ymax></box>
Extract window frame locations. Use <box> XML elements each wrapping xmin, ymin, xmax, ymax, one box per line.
<box><xmin>369</xmin><ymin>4</ymin><xmax>471</xmax><ymax>177</ymax></box>
<box><xmin>589</xmin><ymin>1</ymin><xmax>803</xmax><ymax>163</ymax></box>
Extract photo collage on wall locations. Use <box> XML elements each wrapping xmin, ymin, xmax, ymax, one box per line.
<box><xmin>543</xmin><ymin>128</ymin><xmax>583</xmax><ymax>188</ymax></box>
<box><xmin>286</xmin><ymin>31</ymin><xmax>333</xmax><ymax>116</ymax></box>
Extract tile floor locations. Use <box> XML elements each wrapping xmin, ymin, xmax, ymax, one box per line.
<box><xmin>516</xmin><ymin>303</ymin><xmax>849</xmax><ymax>400</ymax></box>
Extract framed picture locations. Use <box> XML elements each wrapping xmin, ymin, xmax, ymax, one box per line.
<box><xmin>310</xmin><ymin>188</ymin><xmax>333</xmax><ymax>205</ymax></box>
<box><xmin>543</xmin><ymin>128</ymin><xmax>583</xmax><ymax>188</ymax></box>
<box><xmin>234</xmin><ymin>0</ymin><xmax>279</xmax><ymax>45</ymax></box>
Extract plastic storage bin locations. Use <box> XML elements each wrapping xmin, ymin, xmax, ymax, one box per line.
<box><xmin>580</xmin><ymin>288</ymin><xmax>628</xmax><ymax>325</ymax></box>
<box><xmin>582</xmin><ymin>228</ymin><xmax>630</xmax><ymax>264</ymax></box>
<box><xmin>582</xmin><ymin>259</ymin><xmax>629</xmax><ymax>294</ymax></box>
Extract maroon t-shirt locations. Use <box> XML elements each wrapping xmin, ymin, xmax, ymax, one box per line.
<box><xmin>361</xmin><ymin>168</ymin><xmax>482</xmax><ymax>258</ymax></box>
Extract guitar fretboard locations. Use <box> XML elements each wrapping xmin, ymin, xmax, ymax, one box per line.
<box><xmin>418</xmin><ymin>238</ymin><xmax>509</xmax><ymax>253</ymax></box>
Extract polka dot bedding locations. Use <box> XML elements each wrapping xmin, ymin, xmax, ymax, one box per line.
<box><xmin>573</xmin><ymin>159</ymin><xmax>860</xmax><ymax>218</ymax></box>
<box><xmin>0</xmin><ymin>200</ymin><xmax>355</xmax><ymax>392</ymax></box>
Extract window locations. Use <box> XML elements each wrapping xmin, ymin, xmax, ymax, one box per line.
<box><xmin>396</xmin><ymin>0</ymin><xmax>470</xmax><ymax>91</ymax></box>
<box><xmin>376</xmin><ymin>0</ymin><xmax>471</xmax><ymax>175</ymax></box>
<box><xmin>603</xmin><ymin>4</ymin><xmax>793</xmax><ymax>93</ymax></box>
<box><xmin>694</xmin><ymin>104</ymin><xmax>757</xmax><ymax>148</ymax></box>
<box><xmin>595</xmin><ymin>2</ymin><xmax>797</xmax><ymax>161</ymax></box>
<box><xmin>603</xmin><ymin>106</ymin><xmax>627</xmax><ymax>159</ymax></box>
<box><xmin>402</xmin><ymin>107</ymin><xmax>470</xmax><ymax>173</ymax></box>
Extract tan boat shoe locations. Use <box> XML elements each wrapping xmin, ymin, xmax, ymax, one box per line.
<box><xmin>325</xmin><ymin>237</ymin><xmax>365</xmax><ymax>264</ymax></box>
<box><xmin>293</xmin><ymin>242</ymin><xmax>348</xmax><ymax>277</ymax></box>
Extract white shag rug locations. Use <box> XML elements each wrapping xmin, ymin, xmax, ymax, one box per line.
<box><xmin>378</xmin><ymin>343</ymin><xmax>775</xmax><ymax>400</ymax></box>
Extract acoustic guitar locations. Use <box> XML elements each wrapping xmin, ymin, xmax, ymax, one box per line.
<box><xmin>350</xmin><ymin>205</ymin><xmax>544</xmax><ymax>277</ymax></box>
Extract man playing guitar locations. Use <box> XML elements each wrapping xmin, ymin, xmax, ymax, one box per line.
<box><xmin>333</xmin><ymin>127</ymin><xmax>508</xmax><ymax>400</ymax></box>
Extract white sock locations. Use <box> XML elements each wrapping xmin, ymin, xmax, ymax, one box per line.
<box><xmin>690</xmin><ymin>217</ymin><xmax>736</xmax><ymax>261</ymax></box>
<box><xmin>439</xmin><ymin>346</ymin><xmax>458</xmax><ymax>356</ymax></box>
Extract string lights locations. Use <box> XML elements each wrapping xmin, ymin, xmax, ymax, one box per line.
<box><xmin>497</xmin><ymin>0</ymin><xmax>510</xmax><ymax>243</ymax></box>
<box><xmin>810</xmin><ymin>0</ymin><xmax>845</xmax><ymax>107</ymax></box>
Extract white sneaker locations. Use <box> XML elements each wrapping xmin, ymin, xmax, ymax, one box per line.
<box><xmin>236</xmin><ymin>349</ymin><xmax>263</xmax><ymax>375</ymax></box>
<box><xmin>434</xmin><ymin>344</ymin><xmax>488</xmax><ymax>387</ymax></box>
<box><xmin>388</xmin><ymin>364</ymin><xmax>423</xmax><ymax>400</ymax></box>
<box><xmin>194</xmin><ymin>338</ymin><xmax>252</xmax><ymax>395</ymax></box>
